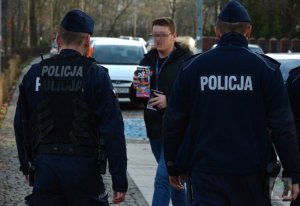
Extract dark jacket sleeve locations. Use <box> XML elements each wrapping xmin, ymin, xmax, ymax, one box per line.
<box><xmin>14</xmin><ymin>91</ymin><xmax>29</xmax><ymax>175</ymax></box>
<box><xmin>94</xmin><ymin>67</ymin><xmax>128</xmax><ymax>192</ymax></box>
<box><xmin>163</xmin><ymin>68</ymin><xmax>190</xmax><ymax>176</ymax></box>
<box><xmin>264</xmin><ymin>67</ymin><xmax>300</xmax><ymax>183</ymax></box>
<box><xmin>286</xmin><ymin>71</ymin><xmax>300</xmax><ymax>128</ymax></box>
<box><xmin>14</xmin><ymin>64</ymin><xmax>41</xmax><ymax>176</ymax></box>
<box><xmin>286</xmin><ymin>69</ymin><xmax>300</xmax><ymax>174</ymax></box>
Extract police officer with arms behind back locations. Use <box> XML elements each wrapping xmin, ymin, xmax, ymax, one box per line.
<box><xmin>14</xmin><ymin>9</ymin><xmax>127</xmax><ymax>206</ymax></box>
<box><xmin>163</xmin><ymin>1</ymin><xmax>300</xmax><ymax>205</ymax></box>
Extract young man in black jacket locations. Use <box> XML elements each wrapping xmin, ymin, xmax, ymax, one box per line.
<box><xmin>130</xmin><ymin>17</ymin><xmax>192</xmax><ymax>206</ymax></box>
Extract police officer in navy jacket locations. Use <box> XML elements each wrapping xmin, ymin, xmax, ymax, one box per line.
<box><xmin>14</xmin><ymin>10</ymin><xmax>127</xmax><ymax>205</ymax></box>
<box><xmin>287</xmin><ymin>66</ymin><xmax>300</xmax><ymax>206</ymax></box>
<box><xmin>287</xmin><ymin>66</ymin><xmax>300</xmax><ymax>147</ymax></box>
<box><xmin>163</xmin><ymin>1</ymin><xmax>300</xmax><ymax>205</ymax></box>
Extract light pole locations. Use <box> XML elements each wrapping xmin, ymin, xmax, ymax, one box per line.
<box><xmin>133</xmin><ymin>0</ymin><xmax>137</xmax><ymax>37</ymax></box>
<box><xmin>196</xmin><ymin>0</ymin><xmax>203</xmax><ymax>52</ymax></box>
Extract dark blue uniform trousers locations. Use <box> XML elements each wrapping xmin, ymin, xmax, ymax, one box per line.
<box><xmin>27</xmin><ymin>154</ymin><xmax>109</xmax><ymax>206</ymax></box>
<box><xmin>191</xmin><ymin>172</ymin><xmax>272</xmax><ymax>206</ymax></box>
<box><xmin>291</xmin><ymin>197</ymin><xmax>300</xmax><ymax>206</ymax></box>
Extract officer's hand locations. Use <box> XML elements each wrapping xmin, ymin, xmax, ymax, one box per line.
<box><xmin>112</xmin><ymin>191</ymin><xmax>126</xmax><ymax>204</ymax></box>
<box><xmin>282</xmin><ymin>182</ymin><xmax>299</xmax><ymax>201</ymax></box>
<box><xmin>149</xmin><ymin>92</ymin><xmax>167</xmax><ymax>109</ymax></box>
<box><xmin>132</xmin><ymin>75</ymin><xmax>139</xmax><ymax>89</ymax></box>
<box><xmin>169</xmin><ymin>176</ymin><xmax>184</xmax><ymax>191</ymax></box>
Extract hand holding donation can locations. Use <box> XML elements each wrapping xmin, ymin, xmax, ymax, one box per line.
<box><xmin>134</xmin><ymin>66</ymin><xmax>151</xmax><ymax>98</ymax></box>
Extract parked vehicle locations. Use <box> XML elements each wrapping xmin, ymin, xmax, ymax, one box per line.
<box><xmin>50</xmin><ymin>32</ymin><xmax>59</xmax><ymax>57</ymax></box>
<box><xmin>146</xmin><ymin>37</ymin><xmax>154</xmax><ymax>51</ymax></box>
<box><xmin>119</xmin><ymin>36</ymin><xmax>147</xmax><ymax>46</ymax></box>
<box><xmin>92</xmin><ymin>37</ymin><xmax>147</xmax><ymax>102</ymax></box>
<box><xmin>266</xmin><ymin>53</ymin><xmax>300</xmax><ymax>81</ymax></box>
<box><xmin>212</xmin><ymin>43</ymin><xmax>264</xmax><ymax>54</ymax></box>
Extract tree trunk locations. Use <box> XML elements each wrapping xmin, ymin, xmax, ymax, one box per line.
<box><xmin>29</xmin><ymin>0</ymin><xmax>37</xmax><ymax>47</ymax></box>
<box><xmin>3</xmin><ymin>0</ymin><xmax>12</xmax><ymax>55</ymax></box>
<box><xmin>106</xmin><ymin>0</ymin><xmax>134</xmax><ymax>36</ymax></box>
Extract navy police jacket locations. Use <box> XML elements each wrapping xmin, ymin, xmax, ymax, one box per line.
<box><xmin>14</xmin><ymin>49</ymin><xmax>128</xmax><ymax>192</ymax></box>
<box><xmin>163</xmin><ymin>33</ymin><xmax>300</xmax><ymax>181</ymax></box>
<box><xmin>286</xmin><ymin>66</ymin><xmax>300</xmax><ymax>147</ymax></box>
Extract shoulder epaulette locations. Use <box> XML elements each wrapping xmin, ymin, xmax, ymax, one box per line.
<box><xmin>258</xmin><ymin>54</ymin><xmax>280</xmax><ymax>64</ymax></box>
<box><xmin>184</xmin><ymin>52</ymin><xmax>202</xmax><ymax>62</ymax></box>
<box><xmin>289</xmin><ymin>65</ymin><xmax>300</xmax><ymax>75</ymax></box>
<box><xmin>257</xmin><ymin>54</ymin><xmax>281</xmax><ymax>71</ymax></box>
<box><xmin>102</xmin><ymin>66</ymin><xmax>109</xmax><ymax>74</ymax></box>
<box><xmin>92</xmin><ymin>63</ymin><xmax>109</xmax><ymax>74</ymax></box>
<box><xmin>83</xmin><ymin>56</ymin><xmax>97</xmax><ymax>63</ymax></box>
<box><xmin>182</xmin><ymin>53</ymin><xmax>202</xmax><ymax>71</ymax></box>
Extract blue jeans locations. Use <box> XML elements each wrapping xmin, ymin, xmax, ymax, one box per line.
<box><xmin>291</xmin><ymin>197</ymin><xmax>300</xmax><ymax>206</ymax></box>
<box><xmin>149</xmin><ymin>138</ymin><xmax>187</xmax><ymax>206</ymax></box>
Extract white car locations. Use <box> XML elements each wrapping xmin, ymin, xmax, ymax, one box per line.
<box><xmin>266</xmin><ymin>53</ymin><xmax>300</xmax><ymax>81</ymax></box>
<box><xmin>92</xmin><ymin>37</ymin><xmax>147</xmax><ymax>102</ymax></box>
<box><xmin>50</xmin><ymin>38</ymin><xmax>59</xmax><ymax>57</ymax></box>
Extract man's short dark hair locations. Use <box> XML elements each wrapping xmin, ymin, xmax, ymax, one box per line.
<box><xmin>216</xmin><ymin>19</ymin><xmax>250</xmax><ymax>34</ymax></box>
<box><xmin>152</xmin><ymin>17</ymin><xmax>176</xmax><ymax>33</ymax></box>
<box><xmin>59</xmin><ymin>27</ymin><xmax>88</xmax><ymax>46</ymax></box>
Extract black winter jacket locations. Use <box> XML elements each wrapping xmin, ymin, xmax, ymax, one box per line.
<box><xmin>130</xmin><ymin>42</ymin><xmax>193</xmax><ymax>139</ymax></box>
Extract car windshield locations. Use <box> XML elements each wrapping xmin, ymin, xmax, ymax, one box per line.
<box><xmin>278</xmin><ymin>59</ymin><xmax>300</xmax><ymax>81</ymax></box>
<box><xmin>93</xmin><ymin>44</ymin><xmax>144</xmax><ymax>65</ymax></box>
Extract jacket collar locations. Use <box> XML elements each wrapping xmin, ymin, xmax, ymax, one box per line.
<box><xmin>59</xmin><ymin>49</ymin><xmax>82</xmax><ymax>57</ymax></box>
<box><xmin>145</xmin><ymin>42</ymin><xmax>189</xmax><ymax>61</ymax></box>
<box><xmin>217</xmin><ymin>32</ymin><xmax>248</xmax><ymax>48</ymax></box>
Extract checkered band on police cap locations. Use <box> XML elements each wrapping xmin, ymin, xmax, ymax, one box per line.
<box><xmin>218</xmin><ymin>1</ymin><xmax>251</xmax><ymax>23</ymax></box>
<box><xmin>60</xmin><ymin>9</ymin><xmax>94</xmax><ymax>35</ymax></box>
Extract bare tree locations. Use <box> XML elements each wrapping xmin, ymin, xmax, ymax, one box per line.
<box><xmin>106</xmin><ymin>0</ymin><xmax>134</xmax><ymax>36</ymax></box>
<box><xmin>1</xmin><ymin>0</ymin><xmax>300</xmax><ymax>56</ymax></box>
<box><xmin>169</xmin><ymin>0</ymin><xmax>177</xmax><ymax>19</ymax></box>
<box><xmin>29</xmin><ymin>0</ymin><xmax>37</xmax><ymax>47</ymax></box>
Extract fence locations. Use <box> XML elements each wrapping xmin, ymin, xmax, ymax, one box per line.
<box><xmin>202</xmin><ymin>37</ymin><xmax>300</xmax><ymax>53</ymax></box>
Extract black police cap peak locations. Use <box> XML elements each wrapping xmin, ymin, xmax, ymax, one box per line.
<box><xmin>60</xmin><ymin>9</ymin><xmax>94</xmax><ymax>35</ymax></box>
<box><xmin>218</xmin><ymin>1</ymin><xmax>251</xmax><ymax>23</ymax></box>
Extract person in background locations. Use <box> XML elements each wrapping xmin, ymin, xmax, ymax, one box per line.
<box><xmin>286</xmin><ymin>66</ymin><xmax>300</xmax><ymax>206</ymax></box>
<box><xmin>130</xmin><ymin>17</ymin><xmax>193</xmax><ymax>206</ymax></box>
<box><xmin>14</xmin><ymin>9</ymin><xmax>127</xmax><ymax>206</ymax></box>
<box><xmin>163</xmin><ymin>2</ymin><xmax>300</xmax><ymax>206</ymax></box>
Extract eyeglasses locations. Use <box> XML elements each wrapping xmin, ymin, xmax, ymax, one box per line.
<box><xmin>149</xmin><ymin>33</ymin><xmax>173</xmax><ymax>38</ymax></box>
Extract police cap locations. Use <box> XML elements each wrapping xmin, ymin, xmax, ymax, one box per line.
<box><xmin>218</xmin><ymin>1</ymin><xmax>251</xmax><ymax>23</ymax></box>
<box><xmin>60</xmin><ymin>9</ymin><xmax>94</xmax><ymax>35</ymax></box>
